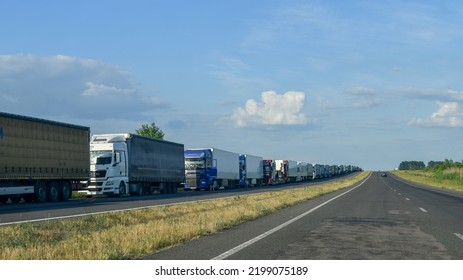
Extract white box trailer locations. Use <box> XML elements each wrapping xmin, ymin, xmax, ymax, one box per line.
<box><xmin>297</xmin><ymin>161</ymin><xmax>309</xmax><ymax>181</ymax></box>
<box><xmin>239</xmin><ymin>154</ymin><xmax>263</xmax><ymax>187</ymax></box>
<box><xmin>313</xmin><ymin>164</ymin><xmax>323</xmax><ymax>179</ymax></box>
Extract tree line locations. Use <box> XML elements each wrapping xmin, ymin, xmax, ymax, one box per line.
<box><xmin>398</xmin><ymin>159</ymin><xmax>463</xmax><ymax>171</ymax></box>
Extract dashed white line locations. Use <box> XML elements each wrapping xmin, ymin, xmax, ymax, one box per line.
<box><xmin>211</xmin><ymin>173</ymin><xmax>372</xmax><ymax>260</ymax></box>
<box><xmin>454</xmin><ymin>233</ymin><xmax>463</xmax><ymax>241</ymax></box>
<box><xmin>398</xmin><ymin>193</ymin><xmax>402</xmax><ymax>196</ymax></box>
<box><xmin>405</xmin><ymin>198</ymin><xmax>410</xmax><ymax>201</ymax></box>
<box><xmin>419</xmin><ymin>207</ymin><xmax>428</xmax><ymax>213</ymax></box>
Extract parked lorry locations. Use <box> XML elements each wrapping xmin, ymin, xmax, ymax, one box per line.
<box><xmin>313</xmin><ymin>164</ymin><xmax>323</xmax><ymax>179</ymax></box>
<box><xmin>184</xmin><ymin>148</ymin><xmax>239</xmax><ymax>190</ymax></box>
<box><xmin>297</xmin><ymin>162</ymin><xmax>315</xmax><ymax>181</ymax></box>
<box><xmin>239</xmin><ymin>154</ymin><xmax>263</xmax><ymax>187</ymax></box>
<box><xmin>79</xmin><ymin>133</ymin><xmax>185</xmax><ymax>197</ymax></box>
<box><xmin>274</xmin><ymin>160</ymin><xmax>298</xmax><ymax>183</ymax></box>
<box><xmin>0</xmin><ymin>112</ymin><xmax>90</xmax><ymax>203</ymax></box>
<box><xmin>262</xmin><ymin>159</ymin><xmax>276</xmax><ymax>185</ymax></box>
<box><xmin>297</xmin><ymin>161</ymin><xmax>309</xmax><ymax>181</ymax></box>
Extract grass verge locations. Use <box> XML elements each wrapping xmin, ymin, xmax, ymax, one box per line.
<box><xmin>1</xmin><ymin>172</ymin><xmax>369</xmax><ymax>260</ymax></box>
<box><xmin>391</xmin><ymin>169</ymin><xmax>463</xmax><ymax>192</ymax></box>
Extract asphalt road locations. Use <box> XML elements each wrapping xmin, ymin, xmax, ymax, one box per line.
<box><xmin>0</xmin><ymin>174</ymin><xmax>354</xmax><ymax>225</ymax></box>
<box><xmin>145</xmin><ymin>172</ymin><xmax>463</xmax><ymax>260</ymax></box>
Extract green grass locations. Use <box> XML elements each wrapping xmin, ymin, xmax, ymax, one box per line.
<box><xmin>391</xmin><ymin>169</ymin><xmax>463</xmax><ymax>192</ymax></box>
<box><xmin>1</xmin><ymin>172</ymin><xmax>369</xmax><ymax>260</ymax></box>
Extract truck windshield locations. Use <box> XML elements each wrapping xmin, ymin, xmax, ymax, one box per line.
<box><xmin>185</xmin><ymin>159</ymin><xmax>205</xmax><ymax>170</ymax></box>
<box><xmin>90</xmin><ymin>150</ymin><xmax>112</xmax><ymax>165</ymax></box>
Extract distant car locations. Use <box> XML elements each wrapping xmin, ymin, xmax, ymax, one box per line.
<box><xmin>381</xmin><ymin>173</ymin><xmax>387</xmax><ymax>177</ymax></box>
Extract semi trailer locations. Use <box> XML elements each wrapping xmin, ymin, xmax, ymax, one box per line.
<box><xmin>239</xmin><ymin>154</ymin><xmax>263</xmax><ymax>187</ymax></box>
<box><xmin>0</xmin><ymin>112</ymin><xmax>90</xmax><ymax>203</ymax></box>
<box><xmin>79</xmin><ymin>133</ymin><xmax>185</xmax><ymax>197</ymax></box>
<box><xmin>262</xmin><ymin>159</ymin><xmax>276</xmax><ymax>185</ymax></box>
<box><xmin>184</xmin><ymin>147</ymin><xmax>239</xmax><ymax>190</ymax></box>
<box><xmin>274</xmin><ymin>159</ymin><xmax>298</xmax><ymax>183</ymax></box>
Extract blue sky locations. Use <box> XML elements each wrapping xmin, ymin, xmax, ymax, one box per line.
<box><xmin>1</xmin><ymin>0</ymin><xmax>462</xmax><ymax>170</ymax></box>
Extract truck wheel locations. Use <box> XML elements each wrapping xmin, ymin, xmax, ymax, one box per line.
<box><xmin>35</xmin><ymin>181</ymin><xmax>47</xmax><ymax>203</ymax></box>
<box><xmin>132</xmin><ymin>184</ymin><xmax>144</xmax><ymax>196</ymax></box>
<box><xmin>10</xmin><ymin>195</ymin><xmax>22</xmax><ymax>203</ymax></box>
<box><xmin>47</xmin><ymin>181</ymin><xmax>60</xmax><ymax>202</ymax></box>
<box><xmin>60</xmin><ymin>181</ymin><xmax>72</xmax><ymax>201</ymax></box>
<box><xmin>118</xmin><ymin>182</ymin><xmax>126</xmax><ymax>197</ymax></box>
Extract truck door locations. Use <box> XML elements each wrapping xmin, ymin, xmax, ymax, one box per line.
<box><xmin>114</xmin><ymin>151</ymin><xmax>127</xmax><ymax>177</ymax></box>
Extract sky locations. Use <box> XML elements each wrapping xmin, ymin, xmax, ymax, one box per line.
<box><xmin>1</xmin><ymin>0</ymin><xmax>462</xmax><ymax>171</ymax></box>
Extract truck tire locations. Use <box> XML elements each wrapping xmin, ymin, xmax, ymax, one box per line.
<box><xmin>118</xmin><ymin>182</ymin><xmax>126</xmax><ymax>197</ymax></box>
<box><xmin>60</xmin><ymin>181</ymin><xmax>72</xmax><ymax>201</ymax></box>
<box><xmin>131</xmin><ymin>184</ymin><xmax>144</xmax><ymax>196</ymax></box>
<box><xmin>10</xmin><ymin>195</ymin><xmax>22</xmax><ymax>203</ymax></box>
<box><xmin>47</xmin><ymin>181</ymin><xmax>60</xmax><ymax>202</ymax></box>
<box><xmin>35</xmin><ymin>181</ymin><xmax>47</xmax><ymax>203</ymax></box>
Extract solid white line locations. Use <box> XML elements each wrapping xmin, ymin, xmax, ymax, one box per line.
<box><xmin>211</xmin><ymin>173</ymin><xmax>372</xmax><ymax>260</ymax></box>
<box><xmin>419</xmin><ymin>207</ymin><xmax>428</xmax><ymax>213</ymax></box>
<box><xmin>454</xmin><ymin>233</ymin><xmax>463</xmax><ymax>241</ymax></box>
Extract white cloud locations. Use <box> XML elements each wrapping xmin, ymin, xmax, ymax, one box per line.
<box><xmin>401</xmin><ymin>88</ymin><xmax>463</xmax><ymax>102</ymax></box>
<box><xmin>231</xmin><ymin>91</ymin><xmax>307</xmax><ymax>128</ymax></box>
<box><xmin>82</xmin><ymin>82</ymin><xmax>137</xmax><ymax>97</ymax></box>
<box><xmin>409</xmin><ymin>102</ymin><xmax>463</xmax><ymax>127</ymax></box>
<box><xmin>0</xmin><ymin>54</ymin><xmax>167</xmax><ymax>121</ymax></box>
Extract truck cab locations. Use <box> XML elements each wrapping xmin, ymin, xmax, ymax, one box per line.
<box><xmin>80</xmin><ymin>134</ymin><xmax>128</xmax><ymax>196</ymax></box>
<box><xmin>263</xmin><ymin>159</ymin><xmax>276</xmax><ymax>185</ymax></box>
<box><xmin>184</xmin><ymin>149</ymin><xmax>217</xmax><ymax>190</ymax></box>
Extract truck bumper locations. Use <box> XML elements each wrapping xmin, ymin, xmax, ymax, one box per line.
<box><xmin>79</xmin><ymin>179</ymin><xmax>119</xmax><ymax>196</ymax></box>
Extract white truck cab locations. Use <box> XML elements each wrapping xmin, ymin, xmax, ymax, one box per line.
<box><xmin>79</xmin><ymin>134</ymin><xmax>129</xmax><ymax>196</ymax></box>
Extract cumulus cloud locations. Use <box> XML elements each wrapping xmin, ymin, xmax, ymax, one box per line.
<box><xmin>409</xmin><ymin>102</ymin><xmax>463</xmax><ymax>127</ymax></box>
<box><xmin>231</xmin><ymin>91</ymin><xmax>307</xmax><ymax>127</ymax></box>
<box><xmin>0</xmin><ymin>54</ymin><xmax>166</xmax><ymax>121</ymax></box>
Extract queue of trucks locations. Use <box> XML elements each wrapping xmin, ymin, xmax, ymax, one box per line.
<box><xmin>0</xmin><ymin>112</ymin><xmax>361</xmax><ymax>204</ymax></box>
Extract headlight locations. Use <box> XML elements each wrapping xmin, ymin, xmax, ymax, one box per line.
<box><xmin>105</xmin><ymin>181</ymin><xmax>114</xmax><ymax>186</ymax></box>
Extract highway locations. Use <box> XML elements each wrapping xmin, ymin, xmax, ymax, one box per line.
<box><xmin>0</xmin><ymin>174</ymin><xmax>354</xmax><ymax>225</ymax></box>
<box><xmin>145</xmin><ymin>172</ymin><xmax>463</xmax><ymax>259</ymax></box>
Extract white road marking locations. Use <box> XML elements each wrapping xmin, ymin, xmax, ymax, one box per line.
<box><xmin>419</xmin><ymin>207</ymin><xmax>428</xmax><ymax>213</ymax></box>
<box><xmin>211</xmin><ymin>173</ymin><xmax>372</xmax><ymax>260</ymax></box>
<box><xmin>405</xmin><ymin>198</ymin><xmax>410</xmax><ymax>201</ymax></box>
<box><xmin>398</xmin><ymin>193</ymin><xmax>402</xmax><ymax>195</ymax></box>
<box><xmin>454</xmin><ymin>233</ymin><xmax>463</xmax><ymax>241</ymax></box>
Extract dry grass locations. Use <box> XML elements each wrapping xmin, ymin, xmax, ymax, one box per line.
<box><xmin>1</xmin><ymin>172</ymin><xmax>369</xmax><ymax>260</ymax></box>
<box><xmin>391</xmin><ymin>169</ymin><xmax>463</xmax><ymax>192</ymax></box>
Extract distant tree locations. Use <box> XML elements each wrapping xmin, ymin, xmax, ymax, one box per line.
<box><xmin>398</xmin><ymin>161</ymin><xmax>425</xmax><ymax>170</ymax></box>
<box><xmin>136</xmin><ymin>122</ymin><xmax>165</xmax><ymax>140</ymax></box>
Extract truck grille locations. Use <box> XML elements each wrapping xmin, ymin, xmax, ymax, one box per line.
<box><xmin>90</xmin><ymin>170</ymin><xmax>107</xmax><ymax>178</ymax></box>
<box><xmin>186</xmin><ymin>179</ymin><xmax>198</xmax><ymax>187</ymax></box>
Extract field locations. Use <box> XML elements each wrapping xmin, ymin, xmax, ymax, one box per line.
<box><xmin>0</xmin><ymin>172</ymin><xmax>369</xmax><ymax>260</ymax></box>
<box><xmin>391</xmin><ymin>168</ymin><xmax>463</xmax><ymax>192</ymax></box>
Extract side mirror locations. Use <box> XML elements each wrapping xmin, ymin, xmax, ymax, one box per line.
<box><xmin>113</xmin><ymin>152</ymin><xmax>121</xmax><ymax>166</ymax></box>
